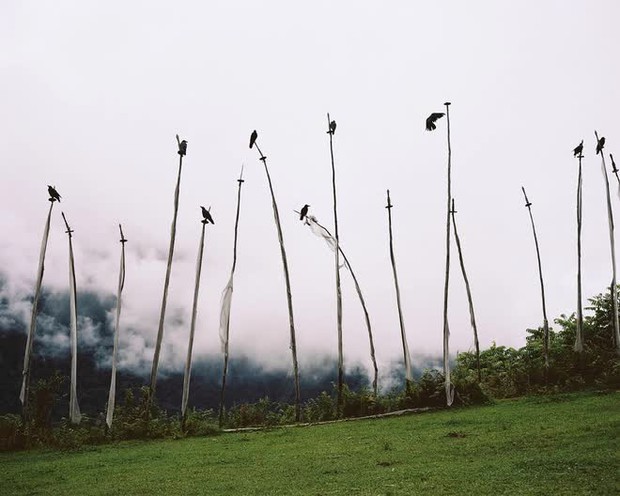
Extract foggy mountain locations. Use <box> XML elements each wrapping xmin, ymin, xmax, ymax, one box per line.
<box><xmin>0</xmin><ymin>276</ymin><xmax>440</xmax><ymax>416</ymax></box>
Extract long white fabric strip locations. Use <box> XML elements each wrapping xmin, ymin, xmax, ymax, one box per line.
<box><xmin>574</xmin><ymin>160</ymin><xmax>584</xmax><ymax>353</ymax></box>
<box><xmin>303</xmin><ymin>214</ymin><xmax>381</xmax><ymax>389</ymax></box>
<box><xmin>106</xmin><ymin>226</ymin><xmax>126</xmax><ymax>429</ymax></box>
<box><xmin>66</xmin><ymin>218</ymin><xmax>81</xmax><ymax>424</ymax></box>
<box><xmin>20</xmin><ymin>201</ymin><xmax>55</xmax><ymax>405</ymax></box>
<box><xmin>219</xmin><ymin>276</ymin><xmax>234</xmax><ymax>355</ymax></box>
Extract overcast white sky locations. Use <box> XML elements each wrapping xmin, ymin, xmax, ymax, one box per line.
<box><xmin>1</xmin><ymin>1</ymin><xmax>619</xmax><ymax>377</ymax></box>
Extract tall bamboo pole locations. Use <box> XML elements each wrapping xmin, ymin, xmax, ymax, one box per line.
<box><xmin>149</xmin><ymin>135</ymin><xmax>186</xmax><ymax>408</ymax></box>
<box><xmin>450</xmin><ymin>200</ymin><xmax>481</xmax><ymax>382</ymax></box>
<box><xmin>303</xmin><ymin>214</ymin><xmax>378</xmax><ymax>396</ymax></box>
<box><xmin>385</xmin><ymin>190</ymin><xmax>413</xmax><ymax>391</ymax></box>
<box><xmin>326</xmin><ymin>114</ymin><xmax>344</xmax><ymax>413</ymax></box>
<box><xmin>521</xmin><ymin>187</ymin><xmax>550</xmax><ymax>371</ymax></box>
<box><xmin>61</xmin><ymin>212</ymin><xmax>81</xmax><ymax>424</ymax></box>
<box><xmin>106</xmin><ymin>224</ymin><xmax>127</xmax><ymax>429</ymax></box>
<box><xmin>218</xmin><ymin>167</ymin><xmax>244</xmax><ymax>426</ymax></box>
<box><xmin>20</xmin><ymin>194</ymin><xmax>57</xmax><ymax>418</ymax></box>
<box><xmin>595</xmin><ymin>132</ymin><xmax>620</xmax><ymax>354</ymax></box>
<box><xmin>574</xmin><ymin>150</ymin><xmax>584</xmax><ymax>353</ymax></box>
<box><xmin>441</xmin><ymin>102</ymin><xmax>454</xmax><ymax>406</ymax></box>
<box><xmin>181</xmin><ymin>214</ymin><xmax>208</xmax><ymax>428</ymax></box>
<box><xmin>251</xmin><ymin>132</ymin><xmax>301</xmax><ymax>422</ymax></box>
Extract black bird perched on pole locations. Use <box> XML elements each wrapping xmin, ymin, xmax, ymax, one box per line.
<box><xmin>611</xmin><ymin>154</ymin><xmax>618</xmax><ymax>174</ymax></box>
<box><xmin>596</xmin><ymin>136</ymin><xmax>606</xmax><ymax>155</ymax></box>
<box><xmin>249</xmin><ymin>130</ymin><xmax>258</xmax><ymax>149</ymax></box>
<box><xmin>425</xmin><ymin>112</ymin><xmax>445</xmax><ymax>131</ymax></box>
<box><xmin>200</xmin><ymin>206</ymin><xmax>215</xmax><ymax>224</ymax></box>
<box><xmin>328</xmin><ymin>120</ymin><xmax>337</xmax><ymax>135</ymax></box>
<box><xmin>573</xmin><ymin>140</ymin><xmax>584</xmax><ymax>157</ymax></box>
<box><xmin>176</xmin><ymin>134</ymin><xmax>188</xmax><ymax>156</ymax></box>
<box><xmin>47</xmin><ymin>185</ymin><xmax>61</xmax><ymax>202</ymax></box>
<box><xmin>299</xmin><ymin>204</ymin><xmax>309</xmax><ymax>221</ymax></box>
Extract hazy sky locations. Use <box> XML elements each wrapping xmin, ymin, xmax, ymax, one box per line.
<box><xmin>1</xmin><ymin>1</ymin><xmax>619</xmax><ymax>378</ymax></box>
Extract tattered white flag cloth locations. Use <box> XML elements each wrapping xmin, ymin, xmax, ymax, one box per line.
<box><xmin>302</xmin><ymin>214</ymin><xmax>380</xmax><ymax>393</ymax></box>
<box><xmin>304</xmin><ymin>215</ymin><xmax>340</xmax><ymax>262</ymax></box>
<box><xmin>444</xmin><ymin>320</ymin><xmax>455</xmax><ymax>406</ymax></box>
<box><xmin>219</xmin><ymin>276</ymin><xmax>234</xmax><ymax>355</ymax></box>
<box><xmin>218</xmin><ymin>169</ymin><xmax>245</xmax><ymax>424</ymax></box>
<box><xmin>106</xmin><ymin>225</ymin><xmax>127</xmax><ymax>429</ymax></box>
<box><xmin>574</xmin><ymin>158</ymin><xmax>584</xmax><ymax>353</ymax></box>
<box><xmin>62</xmin><ymin>212</ymin><xmax>81</xmax><ymax>425</ymax></box>
<box><xmin>20</xmin><ymin>200</ymin><xmax>56</xmax><ymax>406</ymax></box>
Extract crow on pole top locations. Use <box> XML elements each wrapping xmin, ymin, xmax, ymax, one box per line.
<box><xmin>249</xmin><ymin>130</ymin><xmax>258</xmax><ymax>149</ymax></box>
<box><xmin>299</xmin><ymin>204</ymin><xmax>309</xmax><ymax>221</ymax></box>
<box><xmin>47</xmin><ymin>185</ymin><xmax>61</xmax><ymax>202</ymax></box>
<box><xmin>328</xmin><ymin>120</ymin><xmax>337</xmax><ymax>135</ymax></box>
<box><xmin>596</xmin><ymin>135</ymin><xmax>606</xmax><ymax>155</ymax></box>
<box><xmin>200</xmin><ymin>206</ymin><xmax>215</xmax><ymax>224</ymax></box>
<box><xmin>176</xmin><ymin>134</ymin><xmax>188</xmax><ymax>156</ymax></box>
<box><xmin>573</xmin><ymin>140</ymin><xmax>584</xmax><ymax>157</ymax></box>
<box><xmin>425</xmin><ymin>112</ymin><xmax>445</xmax><ymax>131</ymax></box>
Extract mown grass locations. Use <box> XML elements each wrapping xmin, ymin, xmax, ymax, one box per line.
<box><xmin>1</xmin><ymin>391</ymin><xmax>618</xmax><ymax>495</ymax></box>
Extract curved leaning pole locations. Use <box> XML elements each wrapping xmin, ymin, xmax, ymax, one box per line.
<box><xmin>450</xmin><ymin>199</ymin><xmax>481</xmax><ymax>382</ymax></box>
<box><xmin>300</xmin><ymin>212</ymin><xmax>379</xmax><ymax>397</ymax></box>
<box><xmin>181</xmin><ymin>208</ymin><xmax>212</xmax><ymax>429</ymax></box>
<box><xmin>149</xmin><ymin>135</ymin><xmax>187</xmax><ymax>412</ymax></box>
<box><xmin>595</xmin><ymin>132</ymin><xmax>620</xmax><ymax>355</ymax></box>
<box><xmin>385</xmin><ymin>190</ymin><xmax>413</xmax><ymax>392</ymax></box>
<box><xmin>250</xmin><ymin>130</ymin><xmax>301</xmax><ymax>422</ymax></box>
<box><xmin>521</xmin><ymin>187</ymin><xmax>550</xmax><ymax>373</ymax></box>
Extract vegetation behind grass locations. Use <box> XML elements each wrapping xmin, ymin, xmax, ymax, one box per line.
<box><xmin>2</xmin><ymin>287</ymin><xmax>618</xmax><ymax>454</ymax></box>
<box><xmin>1</xmin><ymin>390</ymin><xmax>618</xmax><ymax>495</ymax></box>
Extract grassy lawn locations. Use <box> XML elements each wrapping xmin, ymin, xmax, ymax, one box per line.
<box><xmin>1</xmin><ymin>391</ymin><xmax>618</xmax><ymax>495</ymax></box>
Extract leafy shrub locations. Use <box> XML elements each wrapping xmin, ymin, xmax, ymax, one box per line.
<box><xmin>0</xmin><ymin>414</ymin><xmax>25</xmax><ymax>451</ymax></box>
<box><xmin>182</xmin><ymin>408</ymin><xmax>220</xmax><ymax>437</ymax></box>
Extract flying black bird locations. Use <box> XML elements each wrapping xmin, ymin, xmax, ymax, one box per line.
<box><xmin>328</xmin><ymin>120</ymin><xmax>337</xmax><ymax>134</ymax></box>
<box><xmin>299</xmin><ymin>204</ymin><xmax>309</xmax><ymax>221</ymax></box>
<box><xmin>573</xmin><ymin>140</ymin><xmax>583</xmax><ymax>157</ymax></box>
<box><xmin>596</xmin><ymin>136</ymin><xmax>605</xmax><ymax>155</ymax></box>
<box><xmin>249</xmin><ymin>130</ymin><xmax>258</xmax><ymax>149</ymax></box>
<box><xmin>611</xmin><ymin>154</ymin><xmax>618</xmax><ymax>173</ymax></box>
<box><xmin>425</xmin><ymin>113</ymin><xmax>445</xmax><ymax>131</ymax></box>
<box><xmin>47</xmin><ymin>185</ymin><xmax>61</xmax><ymax>202</ymax></box>
<box><xmin>200</xmin><ymin>206</ymin><xmax>215</xmax><ymax>224</ymax></box>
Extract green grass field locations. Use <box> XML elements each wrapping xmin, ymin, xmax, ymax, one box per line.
<box><xmin>1</xmin><ymin>391</ymin><xmax>618</xmax><ymax>495</ymax></box>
